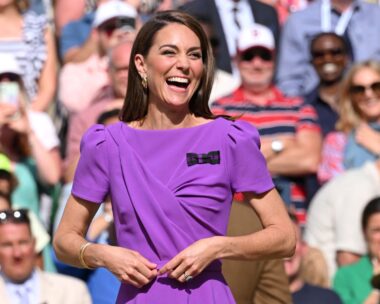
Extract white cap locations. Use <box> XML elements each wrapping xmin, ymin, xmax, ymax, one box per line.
<box><xmin>93</xmin><ymin>0</ymin><xmax>137</xmax><ymax>28</ymax></box>
<box><xmin>0</xmin><ymin>53</ymin><xmax>22</xmax><ymax>75</ymax></box>
<box><xmin>237</xmin><ymin>24</ymin><xmax>275</xmax><ymax>53</ymax></box>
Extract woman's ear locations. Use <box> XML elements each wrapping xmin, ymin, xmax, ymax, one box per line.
<box><xmin>135</xmin><ymin>54</ymin><xmax>147</xmax><ymax>78</ymax></box>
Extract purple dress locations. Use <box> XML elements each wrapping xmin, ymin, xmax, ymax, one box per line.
<box><xmin>72</xmin><ymin>117</ymin><xmax>274</xmax><ymax>303</ymax></box>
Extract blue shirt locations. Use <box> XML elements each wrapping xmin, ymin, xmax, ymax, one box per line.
<box><xmin>293</xmin><ymin>283</ymin><xmax>343</xmax><ymax>304</ymax></box>
<box><xmin>276</xmin><ymin>0</ymin><xmax>380</xmax><ymax>97</ymax></box>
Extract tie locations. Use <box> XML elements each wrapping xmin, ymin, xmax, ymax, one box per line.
<box><xmin>232</xmin><ymin>0</ymin><xmax>241</xmax><ymax>30</ymax></box>
<box><xmin>16</xmin><ymin>285</ymin><xmax>29</xmax><ymax>304</ymax></box>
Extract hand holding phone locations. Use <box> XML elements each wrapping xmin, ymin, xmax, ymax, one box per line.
<box><xmin>0</xmin><ymin>82</ymin><xmax>20</xmax><ymax>107</ymax></box>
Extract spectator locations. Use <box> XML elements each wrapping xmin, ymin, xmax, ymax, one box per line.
<box><xmin>333</xmin><ymin>197</ymin><xmax>380</xmax><ymax>304</ymax></box>
<box><xmin>305</xmin><ymin>32</ymin><xmax>349</xmax><ymax>138</ymax></box>
<box><xmin>285</xmin><ymin>211</ymin><xmax>342</xmax><ymax>304</ymax></box>
<box><xmin>305</xmin><ymin>159</ymin><xmax>380</xmax><ymax>278</ymax></box>
<box><xmin>0</xmin><ymin>209</ymin><xmax>91</xmax><ymax>304</ymax></box>
<box><xmin>212</xmin><ymin>24</ymin><xmax>322</xmax><ymax>225</ymax></box>
<box><xmin>318</xmin><ymin>60</ymin><xmax>380</xmax><ymax>184</ymax></box>
<box><xmin>180</xmin><ymin>0</ymin><xmax>280</xmax><ymax>78</ymax></box>
<box><xmin>0</xmin><ymin>0</ymin><xmax>57</xmax><ymax>111</ymax></box>
<box><xmin>277</xmin><ymin>0</ymin><xmax>380</xmax><ymax>97</ymax></box>
<box><xmin>58</xmin><ymin>0</ymin><xmax>137</xmax><ymax>113</ymax></box>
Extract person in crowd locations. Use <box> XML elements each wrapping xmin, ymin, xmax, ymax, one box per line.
<box><xmin>180</xmin><ymin>0</ymin><xmax>280</xmax><ymax>79</ymax></box>
<box><xmin>0</xmin><ymin>209</ymin><xmax>91</xmax><ymax>304</ymax></box>
<box><xmin>285</xmin><ymin>211</ymin><xmax>342</xmax><ymax>304</ymax></box>
<box><xmin>223</xmin><ymin>200</ymin><xmax>293</xmax><ymax>304</ymax></box>
<box><xmin>305</xmin><ymin>159</ymin><xmax>380</xmax><ymax>279</ymax></box>
<box><xmin>333</xmin><ymin>197</ymin><xmax>380</xmax><ymax>304</ymax></box>
<box><xmin>63</xmin><ymin>39</ymin><xmax>133</xmax><ymax>184</ymax></box>
<box><xmin>0</xmin><ymin>0</ymin><xmax>57</xmax><ymax>112</ymax></box>
<box><xmin>0</xmin><ymin>53</ymin><xmax>61</xmax><ymax>216</ymax></box>
<box><xmin>318</xmin><ymin>60</ymin><xmax>380</xmax><ymax>184</ymax></box>
<box><xmin>54</xmin><ymin>11</ymin><xmax>295</xmax><ymax>304</ymax></box>
<box><xmin>305</xmin><ymin>32</ymin><xmax>349</xmax><ymax>138</ymax></box>
<box><xmin>277</xmin><ymin>0</ymin><xmax>380</xmax><ymax>97</ymax></box>
<box><xmin>58</xmin><ymin>0</ymin><xmax>137</xmax><ymax>114</ymax></box>
<box><xmin>212</xmin><ymin>23</ymin><xmax>322</xmax><ymax>225</ymax></box>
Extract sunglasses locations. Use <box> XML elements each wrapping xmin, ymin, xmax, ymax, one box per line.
<box><xmin>311</xmin><ymin>48</ymin><xmax>344</xmax><ymax>60</ymax></box>
<box><xmin>350</xmin><ymin>81</ymin><xmax>380</xmax><ymax>97</ymax></box>
<box><xmin>0</xmin><ymin>73</ymin><xmax>20</xmax><ymax>82</ymax></box>
<box><xmin>99</xmin><ymin>17</ymin><xmax>135</xmax><ymax>37</ymax></box>
<box><xmin>0</xmin><ymin>209</ymin><xmax>29</xmax><ymax>224</ymax></box>
<box><xmin>240</xmin><ymin>48</ymin><xmax>273</xmax><ymax>62</ymax></box>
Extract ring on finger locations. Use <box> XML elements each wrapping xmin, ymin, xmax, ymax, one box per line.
<box><xmin>183</xmin><ymin>271</ymin><xmax>193</xmax><ymax>282</ymax></box>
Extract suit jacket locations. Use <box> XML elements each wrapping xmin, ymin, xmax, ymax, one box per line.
<box><xmin>222</xmin><ymin>201</ymin><xmax>292</xmax><ymax>304</ymax></box>
<box><xmin>0</xmin><ymin>269</ymin><xmax>92</xmax><ymax>304</ymax></box>
<box><xmin>180</xmin><ymin>0</ymin><xmax>280</xmax><ymax>74</ymax></box>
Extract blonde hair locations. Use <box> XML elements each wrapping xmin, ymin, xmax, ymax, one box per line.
<box><xmin>336</xmin><ymin>60</ymin><xmax>380</xmax><ymax>133</ymax></box>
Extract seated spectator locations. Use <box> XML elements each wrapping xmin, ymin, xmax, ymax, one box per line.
<box><xmin>0</xmin><ymin>208</ymin><xmax>91</xmax><ymax>303</ymax></box>
<box><xmin>58</xmin><ymin>0</ymin><xmax>137</xmax><ymax>114</ymax></box>
<box><xmin>0</xmin><ymin>0</ymin><xmax>57</xmax><ymax>112</ymax></box>
<box><xmin>277</xmin><ymin>0</ymin><xmax>380</xmax><ymax>97</ymax></box>
<box><xmin>305</xmin><ymin>159</ymin><xmax>380</xmax><ymax>279</ymax></box>
<box><xmin>222</xmin><ymin>200</ymin><xmax>292</xmax><ymax>304</ymax></box>
<box><xmin>212</xmin><ymin>24</ymin><xmax>322</xmax><ymax>225</ymax></box>
<box><xmin>0</xmin><ymin>53</ymin><xmax>61</xmax><ymax>217</ymax></box>
<box><xmin>318</xmin><ymin>60</ymin><xmax>380</xmax><ymax>183</ymax></box>
<box><xmin>285</xmin><ymin>211</ymin><xmax>342</xmax><ymax>304</ymax></box>
<box><xmin>333</xmin><ymin>197</ymin><xmax>380</xmax><ymax>304</ymax></box>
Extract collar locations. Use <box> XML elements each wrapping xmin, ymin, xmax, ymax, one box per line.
<box><xmin>235</xmin><ymin>85</ymin><xmax>285</xmax><ymax>106</ymax></box>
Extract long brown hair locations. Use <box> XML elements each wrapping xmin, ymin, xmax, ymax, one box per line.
<box><xmin>336</xmin><ymin>60</ymin><xmax>380</xmax><ymax>133</ymax></box>
<box><xmin>119</xmin><ymin>10</ymin><xmax>215</xmax><ymax>122</ymax></box>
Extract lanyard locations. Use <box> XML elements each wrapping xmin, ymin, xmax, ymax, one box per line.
<box><xmin>321</xmin><ymin>0</ymin><xmax>354</xmax><ymax>35</ymax></box>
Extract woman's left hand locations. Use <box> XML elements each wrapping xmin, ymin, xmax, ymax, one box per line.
<box><xmin>158</xmin><ymin>237</ymin><xmax>222</xmax><ymax>283</ymax></box>
<box><xmin>355</xmin><ymin>123</ymin><xmax>380</xmax><ymax>155</ymax></box>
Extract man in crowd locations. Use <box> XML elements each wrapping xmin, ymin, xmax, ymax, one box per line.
<box><xmin>0</xmin><ymin>209</ymin><xmax>91</xmax><ymax>304</ymax></box>
<box><xmin>212</xmin><ymin>24</ymin><xmax>322</xmax><ymax>225</ymax></box>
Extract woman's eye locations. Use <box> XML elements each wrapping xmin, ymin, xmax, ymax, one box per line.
<box><xmin>162</xmin><ymin>50</ymin><xmax>175</xmax><ymax>56</ymax></box>
<box><xmin>190</xmin><ymin>52</ymin><xmax>202</xmax><ymax>59</ymax></box>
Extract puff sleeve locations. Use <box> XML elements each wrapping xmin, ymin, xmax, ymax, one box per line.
<box><xmin>72</xmin><ymin>124</ymin><xmax>110</xmax><ymax>203</ymax></box>
<box><xmin>227</xmin><ymin>120</ymin><xmax>274</xmax><ymax>194</ymax></box>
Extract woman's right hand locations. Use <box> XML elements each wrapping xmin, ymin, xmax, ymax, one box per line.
<box><xmin>103</xmin><ymin>245</ymin><xmax>158</xmax><ymax>288</ymax></box>
<box><xmin>0</xmin><ymin>103</ymin><xmax>18</xmax><ymax>125</ymax></box>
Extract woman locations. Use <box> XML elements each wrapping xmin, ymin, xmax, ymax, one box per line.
<box><xmin>318</xmin><ymin>60</ymin><xmax>380</xmax><ymax>184</ymax></box>
<box><xmin>0</xmin><ymin>0</ymin><xmax>57</xmax><ymax>111</ymax></box>
<box><xmin>53</xmin><ymin>11</ymin><xmax>295</xmax><ymax>304</ymax></box>
<box><xmin>333</xmin><ymin>197</ymin><xmax>380</xmax><ymax>304</ymax></box>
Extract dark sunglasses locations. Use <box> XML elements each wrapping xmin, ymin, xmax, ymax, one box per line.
<box><xmin>99</xmin><ymin>17</ymin><xmax>135</xmax><ymax>37</ymax></box>
<box><xmin>350</xmin><ymin>81</ymin><xmax>380</xmax><ymax>97</ymax></box>
<box><xmin>311</xmin><ymin>48</ymin><xmax>344</xmax><ymax>60</ymax></box>
<box><xmin>0</xmin><ymin>73</ymin><xmax>20</xmax><ymax>82</ymax></box>
<box><xmin>0</xmin><ymin>209</ymin><xmax>29</xmax><ymax>224</ymax></box>
<box><xmin>240</xmin><ymin>48</ymin><xmax>273</xmax><ymax>62</ymax></box>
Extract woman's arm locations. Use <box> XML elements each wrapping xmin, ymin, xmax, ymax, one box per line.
<box><xmin>53</xmin><ymin>195</ymin><xmax>158</xmax><ymax>287</ymax></box>
<box><xmin>31</xmin><ymin>26</ymin><xmax>57</xmax><ymax>112</ymax></box>
<box><xmin>159</xmin><ymin>188</ymin><xmax>296</xmax><ymax>282</ymax></box>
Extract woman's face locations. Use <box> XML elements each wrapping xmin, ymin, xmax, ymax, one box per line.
<box><xmin>365</xmin><ymin>213</ymin><xmax>380</xmax><ymax>259</ymax></box>
<box><xmin>135</xmin><ymin>23</ymin><xmax>203</xmax><ymax>112</ymax></box>
<box><xmin>350</xmin><ymin>67</ymin><xmax>380</xmax><ymax>121</ymax></box>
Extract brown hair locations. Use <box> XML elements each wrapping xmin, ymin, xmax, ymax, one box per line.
<box><xmin>16</xmin><ymin>0</ymin><xmax>29</xmax><ymax>12</ymax></box>
<box><xmin>336</xmin><ymin>60</ymin><xmax>380</xmax><ymax>133</ymax></box>
<box><xmin>119</xmin><ymin>10</ymin><xmax>215</xmax><ymax>122</ymax></box>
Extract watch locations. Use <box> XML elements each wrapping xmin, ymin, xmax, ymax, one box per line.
<box><xmin>271</xmin><ymin>139</ymin><xmax>284</xmax><ymax>153</ymax></box>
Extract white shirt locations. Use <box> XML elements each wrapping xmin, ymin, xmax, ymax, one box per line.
<box><xmin>3</xmin><ymin>270</ymin><xmax>39</xmax><ymax>304</ymax></box>
<box><xmin>28</xmin><ymin>110</ymin><xmax>60</xmax><ymax>151</ymax></box>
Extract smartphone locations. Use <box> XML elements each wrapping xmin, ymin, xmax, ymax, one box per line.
<box><xmin>0</xmin><ymin>82</ymin><xmax>20</xmax><ymax>107</ymax></box>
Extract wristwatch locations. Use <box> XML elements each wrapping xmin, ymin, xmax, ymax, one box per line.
<box><xmin>271</xmin><ymin>139</ymin><xmax>284</xmax><ymax>154</ymax></box>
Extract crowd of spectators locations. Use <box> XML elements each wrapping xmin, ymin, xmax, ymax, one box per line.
<box><xmin>1</xmin><ymin>0</ymin><xmax>380</xmax><ymax>303</ymax></box>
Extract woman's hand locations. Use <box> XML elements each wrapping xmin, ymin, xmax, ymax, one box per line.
<box><xmin>355</xmin><ymin>123</ymin><xmax>380</xmax><ymax>155</ymax></box>
<box><xmin>158</xmin><ymin>237</ymin><xmax>222</xmax><ymax>283</ymax></box>
<box><xmin>104</xmin><ymin>245</ymin><xmax>158</xmax><ymax>288</ymax></box>
<box><xmin>0</xmin><ymin>103</ymin><xmax>18</xmax><ymax>126</ymax></box>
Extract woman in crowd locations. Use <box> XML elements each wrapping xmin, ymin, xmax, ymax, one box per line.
<box><xmin>54</xmin><ymin>11</ymin><xmax>295</xmax><ymax>304</ymax></box>
<box><xmin>318</xmin><ymin>60</ymin><xmax>380</xmax><ymax>183</ymax></box>
<box><xmin>333</xmin><ymin>197</ymin><xmax>380</xmax><ymax>304</ymax></box>
<box><xmin>0</xmin><ymin>0</ymin><xmax>57</xmax><ymax>111</ymax></box>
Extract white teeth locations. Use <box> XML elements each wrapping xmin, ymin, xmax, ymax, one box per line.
<box><xmin>322</xmin><ymin>63</ymin><xmax>338</xmax><ymax>73</ymax></box>
<box><xmin>167</xmin><ymin>77</ymin><xmax>189</xmax><ymax>83</ymax></box>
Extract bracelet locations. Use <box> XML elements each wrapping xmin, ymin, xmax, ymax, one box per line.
<box><xmin>78</xmin><ymin>242</ymin><xmax>94</xmax><ymax>269</ymax></box>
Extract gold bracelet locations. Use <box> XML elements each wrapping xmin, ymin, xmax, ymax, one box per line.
<box><xmin>78</xmin><ymin>242</ymin><xmax>94</xmax><ymax>269</ymax></box>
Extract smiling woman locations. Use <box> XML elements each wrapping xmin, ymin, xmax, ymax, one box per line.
<box><xmin>53</xmin><ymin>10</ymin><xmax>296</xmax><ymax>304</ymax></box>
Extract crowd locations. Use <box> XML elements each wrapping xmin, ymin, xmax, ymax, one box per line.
<box><xmin>1</xmin><ymin>0</ymin><xmax>380</xmax><ymax>303</ymax></box>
